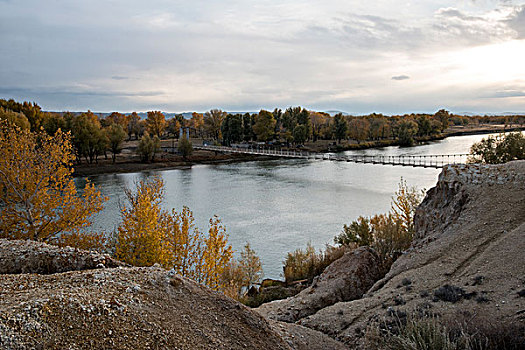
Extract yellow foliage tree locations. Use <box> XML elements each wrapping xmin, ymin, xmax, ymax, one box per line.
<box><xmin>391</xmin><ymin>178</ymin><xmax>424</xmax><ymax>237</ymax></box>
<box><xmin>114</xmin><ymin>177</ymin><xmax>236</xmax><ymax>292</ymax></box>
<box><xmin>201</xmin><ymin>216</ymin><xmax>233</xmax><ymax>291</ymax></box>
<box><xmin>0</xmin><ymin>121</ymin><xmax>106</xmax><ymax>242</ymax></box>
<box><xmin>115</xmin><ymin>177</ymin><xmax>171</xmax><ymax>267</ymax></box>
<box><xmin>165</xmin><ymin>206</ymin><xmax>204</xmax><ymax>280</ymax></box>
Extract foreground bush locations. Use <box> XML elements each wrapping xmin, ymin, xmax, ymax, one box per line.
<box><xmin>283</xmin><ymin>243</ymin><xmax>346</xmax><ymax>284</ymax></box>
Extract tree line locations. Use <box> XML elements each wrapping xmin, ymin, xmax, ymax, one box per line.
<box><xmin>1</xmin><ymin>98</ymin><xmax>524</xmax><ymax>165</ymax></box>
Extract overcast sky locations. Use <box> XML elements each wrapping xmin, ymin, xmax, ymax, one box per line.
<box><xmin>1</xmin><ymin>0</ymin><xmax>524</xmax><ymax>114</ymax></box>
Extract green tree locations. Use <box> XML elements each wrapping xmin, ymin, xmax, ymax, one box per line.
<box><xmin>178</xmin><ymin>137</ymin><xmax>193</xmax><ymax>160</ymax></box>
<box><xmin>70</xmin><ymin>111</ymin><xmax>108</xmax><ymax>164</ymax></box>
<box><xmin>333</xmin><ymin>113</ymin><xmax>348</xmax><ymax>143</ymax></box>
<box><xmin>434</xmin><ymin>109</ymin><xmax>450</xmax><ymax>132</ymax></box>
<box><xmin>293</xmin><ymin>125</ymin><xmax>307</xmax><ymax>145</ymax></box>
<box><xmin>137</xmin><ymin>132</ymin><xmax>161</xmax><ymax>162</ymax></box>
<box><xmin>468</xmin><ymin>132</ymin><xmax>525</xmax><ymax>164</ymax></box>
<box><xmin>334</xmin><ymin>216</ymin><xmax>372</xmax><ymax>246</ymax></box>
<box><xmin>106</xmin><ymin>123</ymin><xmax>127</xmax><ymax>163</ymax></box>
<box><xmin>221</xmin><ymin>114</ymin><xmax>244</xmax><ymax>145</ymax></box>
<box><xmin>253</xmin><ymin>110</ymin><xmax>276</xmax><ymax>142</ymax></box>
<box><xmin>43</xmin><ymin>113</ymin><xmax>66</xmax><ymax>135</ymax></box>
<box><xmin>396</xmin><ymin>120</ymin><xmax>418</xmax><ymax>146</ymax></box>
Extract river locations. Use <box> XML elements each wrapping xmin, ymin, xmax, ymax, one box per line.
<box><xmin>76</xmin><ymin>133</ymin><xmax>501</xmax><ymax>279</ymax></box>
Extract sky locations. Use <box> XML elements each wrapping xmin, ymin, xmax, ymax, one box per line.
<box><xmin>1</xmin><ymin>0</ymin><xmax>524</xmax><ymax>114</ymax></box>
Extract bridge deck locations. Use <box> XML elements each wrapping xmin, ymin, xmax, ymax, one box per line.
<box><xmin>193</xmin><ymin>145</ymin><xmax>468</xmax><ymax>168</ymax></box>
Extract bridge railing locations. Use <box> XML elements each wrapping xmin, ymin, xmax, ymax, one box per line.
<box><xmin>193</xmin><ymin>145</ymin><xmax>468</xmax><ymax>168</ymax></box>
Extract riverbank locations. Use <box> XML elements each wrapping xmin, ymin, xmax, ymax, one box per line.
<box><xmin>73</xmin><ymin>150</ymin><xmax>268</xmax><ymax>177</ymax></box>
<box><xmin>73</xmin><ymin>124</ymin><xmax>524</xmax><ymax>177</ymax></box>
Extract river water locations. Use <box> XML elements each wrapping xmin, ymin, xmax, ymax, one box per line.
<box><xmin>76</xmin><ymin>133</ymin><xmax>498</xmax><ymax>279</ymax></box>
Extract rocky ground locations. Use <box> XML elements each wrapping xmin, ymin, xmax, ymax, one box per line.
<box><xmin>0</xmin><ymin>241</ymin><xmax>346</xmax><ymax>349</ymax></box>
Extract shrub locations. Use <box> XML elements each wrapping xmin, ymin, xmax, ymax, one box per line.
<box><xmin>433</xmin><ymin>284</ymin><xmax>476</xmax><ymax>303</ymax></box>
<box><xmin>367</xmin><ymin>312</ymin><xmax>525</xmax><ymax>350</ymax></box>
<box><xmin>283</xmin><ymin>243</ymin><xmax>346</xmax><ymax>284</ymax></box>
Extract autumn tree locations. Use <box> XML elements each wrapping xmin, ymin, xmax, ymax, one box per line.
<box><xmin>165</xmin><ymin>206</ymin><xmax>203</xmax><ymax>280</ymax></box>
<box><xmin>105</xmin><ymin>123</ymin><xmax>127</xmax><ymax>163</ymax></box>
<box><xmin>253</xmin><ymin>110</ymin><xmax>276</xmax><ymax>142</ymax></box>
<box><xmin>167</xmin><ymin>117</ymin><xmax>182</xmax><ymax>138</ymax></box>
<box><xmin>146</xmin><ymin>111</ymin><xmax>166</xmax><ymax>137</ymax></box>
<box><xmin>391</xmin><ymin>178</ymin><xmax>424</xmax><ymax>237</ymax></box>
<box><xmin>348</xmin><ymin>117</ymin><xmax>370</xmax><ymax>144</ymax></box>
<box><xmin>105</xmin><ymin>112</ymin><xmax>128</xmax><ymax>129</ymax></box>
<box><xmin>310</xmin><ymin>111</ymin><xmax>329</xmax><ymax>142</ymax></box>
<box><xmin>191</xmin><ymin>112</ymin><xmax>205</xmax><ymax>138</ymax></box>
<box><xmin>238</xmin><ymin>242</ymin><xmax>263</xmax><ymax>288</ymax></box>
<box><xmin>114</xmin><ymin>177</ymin><xmax>237</xmax><ymax>292</ymax></box>
<box><xmin>0</xmin><ymin>107</ymin><xmax>30</xmax><ymax>130</ymax></box>
<box><xmin>205</xmin><ymin>109</ymin><xmax>227</xmax><ymax>141</ymax></box>
<box><xmin>115</xmin><ymin>177</ymin><xmax>170</xmax><ymax>267</ymax></box>
<box><xmin>127</xmin><ymin>112</ymin><xmax>142</xmax><ymax>140</ymax></box>
<box><xmin>0</xmin><ymin>121</ymin><xmax>106</xmax><ymax>242</ymax></box>
<box><xmin>201</xmin><ymin>217</ymin><xmax>233</xmax><ymax>291</ymax></box>
<box><xmin>335</xmin><ymin>179</ymin><xmax>423</xmax><ymax>265</ymax></box>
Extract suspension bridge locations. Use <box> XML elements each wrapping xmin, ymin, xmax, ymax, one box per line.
<box><xmin>193</xmin><ymin>145</ymin><xmax>469</xmax><ymax>168</ymax></box>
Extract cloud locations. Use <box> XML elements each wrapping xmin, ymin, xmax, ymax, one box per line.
<box><xmin>392</xmin><ymin>75</ymin><xmax>410</xmax><ymax>81</ymax></box>
<box><xmin>506</xmin><ymin>5</ymin><xmax>525</xmax><ymax>38</ymax></box>
<box><xmin>111</xmin><ymin>76</ymin><xmax>129</xmax><ymax>81</ymax></box>
<box><xmin>0</xmin><ymin>0</ymin><xmax>524</xmax><ymax>113</ymax></box>
<box><xmin>485</xmin><ymin>89</ymin><xmax>525</xmax><ymax>98</ymax></box>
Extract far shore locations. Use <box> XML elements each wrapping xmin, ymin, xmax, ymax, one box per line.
<box><xmin>73</xmin><ymin>124</ymin><xmax>524</xmax><ymax>177</ymax></box>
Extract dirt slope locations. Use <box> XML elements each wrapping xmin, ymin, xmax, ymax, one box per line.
<box><xmin>297</xmin><ymin>161</ymin><xmax>525</xmax><ymax>347</ymax></box>
<box><xmin>0</xmin><ymin>240</ymin><xmax>348</xmax><ymax>349</ymax></box>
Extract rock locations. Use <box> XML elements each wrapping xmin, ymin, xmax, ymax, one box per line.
<box><xmin>0</xmin><ymin>239</ymin><xmax>127</xmax><ymax>274</ymax></box>
<box><xmin>298</xmin><ymin>161</ymin><xmax>525</xmax><ymax>348</ymax></box>
<box><xmin>256</xmin><ymin>247</ymin><xmax>383</xmax><ymax>323</ymax></box>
